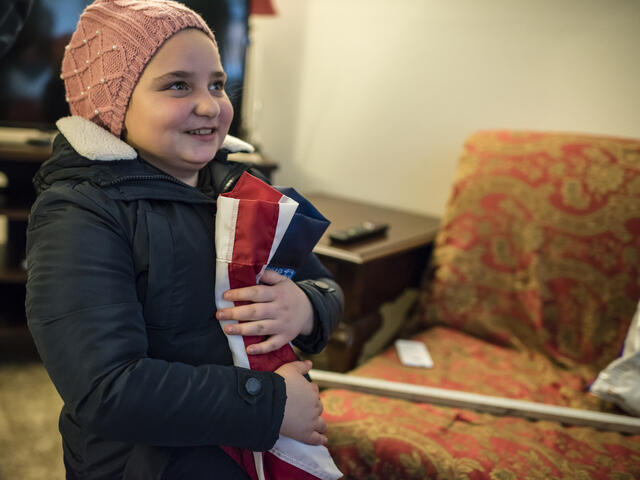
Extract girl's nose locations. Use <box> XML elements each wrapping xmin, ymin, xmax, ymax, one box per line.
<box><xmin>194</xmin><ymin>90</ymin><xmax>221</xmax><ymax>118</ymax></box>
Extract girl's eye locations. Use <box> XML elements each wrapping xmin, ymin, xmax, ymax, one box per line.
<box><xmin>168</xmin><ymin>81</ymin><xmax>189</xmax><ymax>91</ymax></box>
<box><xmin>210</xmin><ymin>81</ymin><xmax>225</xmax><ymax>92</ymax></box>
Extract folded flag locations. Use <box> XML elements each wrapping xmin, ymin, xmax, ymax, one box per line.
<box><xmin>214</xmin><ymin>172</ymin><xmax>342</xmax><ymax>480</ymax></box>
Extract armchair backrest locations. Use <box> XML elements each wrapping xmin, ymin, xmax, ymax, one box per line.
<box><xmin>412</xmin><ymin>130</ymin><xmax>640</xmax><ymax>373</ymax></box>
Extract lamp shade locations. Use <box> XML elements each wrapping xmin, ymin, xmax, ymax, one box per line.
<box><xmin>250</xmin><ymin>0</ymin><xmax>277</xmax><ymax>15</ymax></box>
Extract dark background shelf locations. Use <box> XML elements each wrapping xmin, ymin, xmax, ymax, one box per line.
<box><xmin>0</xmin><ymin>195</ymin><xmax>31</xmax><ymax>220</ymax></box>
<box><xmin>0</xmin><ymin>243</ymin><xmax>27</xmax><ymax>283</ymax></box>
<box><xmin>0</xmin><ymin>141</ymin><xmax>40</xmax><ymax>345</ymax></box>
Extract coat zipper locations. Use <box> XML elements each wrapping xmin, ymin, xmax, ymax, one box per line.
<box><xmin>104</xmin><ymin>174</ymin><xmax>217</xmax><ymax>207</ymax></box>
<box><xmin>104</xmin><ymin>174</ymin><xmax>187</xmax><ymax>187</ymax></box>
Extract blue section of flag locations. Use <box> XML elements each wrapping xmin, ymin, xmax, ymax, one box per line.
<box><xmin>269</xmin><ymin>187</ymin><xmax>330</xmax><ymax>274</ymax></box>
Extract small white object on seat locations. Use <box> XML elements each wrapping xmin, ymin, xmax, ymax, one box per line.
<box><xmin>395</xmin><ymin>339</ymin><xmax>434</xmax><ymax>368</ymax></box>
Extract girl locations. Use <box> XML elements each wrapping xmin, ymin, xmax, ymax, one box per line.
<box><xmin>25</xmin><ymin>1</ymin><xmax>343</xmax><ymax>478</ymax></box>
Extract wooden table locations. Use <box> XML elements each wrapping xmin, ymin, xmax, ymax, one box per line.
<box><xmin>305</xmin><ymin>193</ymin><xmax>440</xmax><ymax>372</ymax></box>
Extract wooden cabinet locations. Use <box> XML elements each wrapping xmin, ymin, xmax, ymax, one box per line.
<box><xmin>304</xmin><ymin>193</ymin><xmax>441</xmax><ymax>372</ymax></box>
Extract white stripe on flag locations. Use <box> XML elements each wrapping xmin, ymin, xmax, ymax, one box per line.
<box><xmin>215</xmin><ymin>196</ymin><xmax>240</xmax><ymax>264</ymax></box>
<box><xmin>270</xmin><ymin>437</ymin><xmax>343</xmax><ymax>480</ymax></box>
<box><xmin>214</xmin><ymin>196</ymin><xmax>250</xmax><ymax>370</ymax></box>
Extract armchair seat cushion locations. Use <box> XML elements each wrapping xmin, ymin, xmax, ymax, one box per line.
<box><xmin>321</xmin><ymin>327</ymin><xmax>640</xmax><ymax>479</ymax></box>
<box><xmin>353</xmin><ymin>326</ymin><xmax>604</xmax><ymax>410</ymax></box>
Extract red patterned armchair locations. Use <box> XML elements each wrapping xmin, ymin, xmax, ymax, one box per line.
<box><xmin>320</xmin><ymin>131</ymin><xmax>640</xmax><ymax>479</ymax></box>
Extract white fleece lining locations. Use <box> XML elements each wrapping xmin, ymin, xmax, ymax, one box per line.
<box><xmin>55</xmin><ymin>116</ymin><xmax>254</xmax><ymax>161</ymax></box>
<box><xmin>56</xmin><ymin>116</ymin><xmax>137</xmax><ymax>161</ymax></box>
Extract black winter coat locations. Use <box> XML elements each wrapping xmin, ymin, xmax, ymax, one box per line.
<box><xmin>25</xmin><ymin>118</ymin><xmax>343</xmax><ymax>479</ymax></box>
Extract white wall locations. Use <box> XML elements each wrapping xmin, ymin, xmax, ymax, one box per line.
<box><xmin>245</xmin><ymin>0</ymin><xmax>640</xmax><ymax>216</ymax></box>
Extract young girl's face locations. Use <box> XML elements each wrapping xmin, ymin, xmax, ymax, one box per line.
<box><xmin>124</xmin><ymin>29</ymin><xmax>233</xmax><ymax>186</ymax></box>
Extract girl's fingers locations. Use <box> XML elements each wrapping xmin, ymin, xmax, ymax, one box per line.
<box><xmin>222</xmin><ymin>271</ymin><xmax>285</xmax><ymax>303</ymax></box>
<box><xmin>245</xmin><ymin>335</ymin><xmax>287</xmax><ymax>355</ymax></box>
<box><xmin>223</xmin><ymin>284</ymin><xmax>275</xmax><ymax>303</ymax></box>
<box><xmin>224</xmin><ymin>319</ymin><xmax>275</xmax><ymax>336</ymax></box>
<box><xmin>222</xmin><ymin>320</ymin><xmax>290</xmax><ymax>353</ymax></box>
<box><xmin>259</xmin><ymin>269</ymin><xmax>286</xmax><ymax>285</ymax></box>
<box><xmin>315</xmin><ymin>417</ymin><xmax>327</xmax><ymax>435</ymax></box>
<box><xmin>216</xmin><ymin>303</ymin><xmax>274</xmax><ymax>322</ymax></box>
<box><xmin>307</xmin><ymin>431</ymin><xmax>327</xmax><ymax>446</ymax></box>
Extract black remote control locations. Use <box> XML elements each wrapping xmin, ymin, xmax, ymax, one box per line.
<box><xmin>329</xmin><ymin>221</ymin><xmax>389</xmax><ymax>244</ymax></box>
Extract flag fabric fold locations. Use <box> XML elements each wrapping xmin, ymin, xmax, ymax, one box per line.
<box><xmin>214</xmin><ymin>172</ymin><xmax>341</xmax><ymax>480</ymax></box>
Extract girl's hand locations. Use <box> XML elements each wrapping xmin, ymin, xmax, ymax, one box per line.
<box><xmin>276</xmin><ymin>360</ymin><xmax>327</xmax><ymax>445</ymax></box>
<box><xmin>216</xmin><ymin>269</ymin><xmax>314</xmax><ymax>355</ymax></box>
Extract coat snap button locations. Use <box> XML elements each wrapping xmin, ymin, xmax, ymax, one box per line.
<box><xmin>245</xmin><ymin>377</ymin><xmax>262</xmax><ymax>396</ymax></box>
<box><xmin>313</xmin><ymin>280</ymin><xmax>335</xmax><ymax>293</ymax></box>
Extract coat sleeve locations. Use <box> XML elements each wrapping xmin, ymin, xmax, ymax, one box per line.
<box><xmin>25</xmin><ymin>189</ymin><xmax>285</xmax><ymax>450</ymax></box>
<box><xmin>292</xmin><ymin>254</ymin><xmax>344</xmax><ymax>354</ymax></box>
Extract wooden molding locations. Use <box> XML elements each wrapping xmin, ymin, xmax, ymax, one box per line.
<box><xmin>311</xmin><ymin>369</ymin><xmax>640</xmax><ymax>434</ymax></box>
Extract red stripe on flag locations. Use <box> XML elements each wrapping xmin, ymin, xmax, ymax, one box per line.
<box><xmin>231</xmin><ymin>200</ymin><xmax>278</xmax><ymax>268</ymax></box>
<box><xmin>224</xmin><ymin>172</ymin><xmax>283</xmax><ymax>202</ymax></box>
<box><xmin>221</xmin><ymin>447</ymin><xmax>260</xmax><ymax>480</ymax></box>
<box><xmin>246</xmin><ymin>343</ymin><xmax>298</xmax><ymax>372</ymax></box>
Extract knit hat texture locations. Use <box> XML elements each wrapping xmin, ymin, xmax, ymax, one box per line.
<box><xmin>61</xmin><ymin>0</ymin><xmax>216</xmax><ymax>138</ymax></box>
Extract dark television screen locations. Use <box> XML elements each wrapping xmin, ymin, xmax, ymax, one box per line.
<box><xmin>0</xmin><ymin>0</ymin><xmax>249</xmax><ymax>137</ymax></box>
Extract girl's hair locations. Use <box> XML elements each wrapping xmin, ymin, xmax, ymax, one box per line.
<box><xmin>60</xmin><ymin>0</ymin><xmax>217</xmax><ymax>138</ymax></box>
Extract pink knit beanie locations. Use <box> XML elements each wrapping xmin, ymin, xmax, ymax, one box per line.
<box><xmin>60</xmin><ymin>0</ymin><xmax>217</xmax><ymax>138</ymax></box>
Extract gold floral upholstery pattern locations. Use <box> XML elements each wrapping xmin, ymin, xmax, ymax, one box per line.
<box><xmin>413</xmin><ymin>130</ymin><xmax>640</xmax><ymax>371</ymax></box>
<box><xmin>322</xmin><ymin>388</ymin><xmax>640</xmax><ymax>480</ymax></box>
<box><xmin>321</xmin><ymin>131</ymin><xmax>640</xmax><ymax>479</ymax></box>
